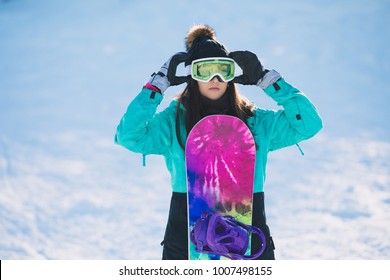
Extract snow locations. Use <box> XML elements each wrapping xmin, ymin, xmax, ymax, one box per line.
<box><xmin>0</xmin><ymin>0</ymin><xmax>389</xmax><ymax>259</ymax></box>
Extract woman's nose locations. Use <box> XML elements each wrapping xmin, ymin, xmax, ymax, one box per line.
<box><xmin>211</xmin><ymin>75</ymin><xmax>223</xmax><ymax>82</ymax></box>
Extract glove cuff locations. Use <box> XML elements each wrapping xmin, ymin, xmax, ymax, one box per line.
<box><xmin>144</xmin><ymin>82</ymin><xmax>161</xmax><ymax>93</ymax></box>
<box><xmin>149</xmin><ymin>72</ymin><xmax>170</xmax><ymax>93</ymax></box>
<box><xmin>256</xmin><ymin>70</ymin><xmax>282</xmax><ymax>89</ymax></box>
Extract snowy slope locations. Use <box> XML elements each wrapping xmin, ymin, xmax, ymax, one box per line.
<box><xmin>0</xmin><ymin>0</ymin><xmax>389</xmax><ymax>259</ymax></box>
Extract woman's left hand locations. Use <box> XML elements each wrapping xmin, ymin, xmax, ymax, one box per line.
<box><xmin>229</xmin><ymin>51</ymin><xmax>268</xmax><ymax>85</ymax></box>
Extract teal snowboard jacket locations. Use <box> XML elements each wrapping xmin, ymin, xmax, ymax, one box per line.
<box><xmin>115</xmin><ymin>73</ymin><xmax>323</xmax><ymax>193</ymax></box>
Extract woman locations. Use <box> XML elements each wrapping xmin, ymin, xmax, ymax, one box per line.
<box><xmin>115</xmin><ymin>25</ymin><xmax>323</xmax><ymax>260</ymax></box>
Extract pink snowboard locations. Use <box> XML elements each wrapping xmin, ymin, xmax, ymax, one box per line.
<box><xmin>186</xmin><ymin>115</ymin><xmax>256</xmax><ymax>260</ymax></box>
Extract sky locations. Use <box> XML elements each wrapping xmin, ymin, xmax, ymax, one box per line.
<box><xmin>0</xmin><ymin>0</ymin><xmax>389</xmax><ymax>260</ymax></box>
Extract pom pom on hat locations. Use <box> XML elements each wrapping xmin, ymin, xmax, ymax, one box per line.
<box><xmin>184</xmin><ymin>24</ymin><xmax>229</xmax><ymax>65</ymax></box>
<box><xmin>185</xmin><ymin>24</ymin><xmax>217</xmax><ymax>51</ymax></box>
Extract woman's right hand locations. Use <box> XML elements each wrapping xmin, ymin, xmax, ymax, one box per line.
<box><xmin>149</xmin><ymin>52</ymin><xmax>189</xmax><ymax>93</ymax></box>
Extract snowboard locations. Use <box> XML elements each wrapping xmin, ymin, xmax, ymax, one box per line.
<box><xmin>186</xmin><ymin>115</ymin><xmax>257</xmax><ymax>260</ymax></box>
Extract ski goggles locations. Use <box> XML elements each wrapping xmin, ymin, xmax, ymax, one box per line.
<box><xmin>189</xmin><ymin>57</ymin><xmax>235</xmax><ymax>82</ymax></box>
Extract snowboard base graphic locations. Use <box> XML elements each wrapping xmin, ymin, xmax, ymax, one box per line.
<box><xmin>185</xmin><ymin>115</ymin><xmax>257</xmax><ymax>260</ymax></box>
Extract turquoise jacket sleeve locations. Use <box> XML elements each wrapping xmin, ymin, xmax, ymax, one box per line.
<box><xmin>114</xmin><ymin>88</ymin><xmax>174</xmax><ymax>155</ymax></box>
<box><xmin>259</xmin><ymin>77</ymin><xmax>323</xmax><ymax>151</ymax></box>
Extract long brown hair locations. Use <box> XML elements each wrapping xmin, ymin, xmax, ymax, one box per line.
<box><xmin>175</xmin><ymin>78</ymin><xmax>255</xmax><ymax>149</ymax></box>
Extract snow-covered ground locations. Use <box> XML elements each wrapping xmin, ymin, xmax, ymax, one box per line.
<box><xmin>0</xmin><ymin>0</ymin><xmax>389</xmax><ymax>259</ymax></box>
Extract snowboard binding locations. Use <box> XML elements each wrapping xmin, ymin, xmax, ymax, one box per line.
<box><xmin>190</xmin><ymin>211</ymin><xmax>266</xmax><ymax>260</ymax></box>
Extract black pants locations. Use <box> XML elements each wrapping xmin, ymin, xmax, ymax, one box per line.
<box><xmin>161</xmin><ymin>192</ymin><xmax>275</xmax><ymax>260</ymax></box>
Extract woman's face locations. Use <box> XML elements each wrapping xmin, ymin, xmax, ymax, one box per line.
<box><xmin>197</xmin><ymin>76</ymin><xmax>228</xmax><ymax>100</ymax></box>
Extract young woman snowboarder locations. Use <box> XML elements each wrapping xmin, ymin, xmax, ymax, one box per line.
<box><xmin>115</xmin><ymin>24</ymin><xmax>323</xmax><ymax>260</ymax></box>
